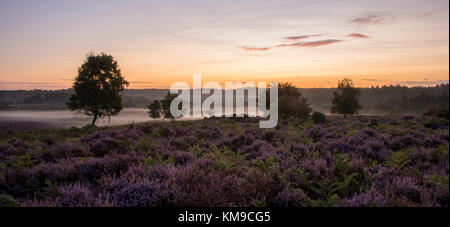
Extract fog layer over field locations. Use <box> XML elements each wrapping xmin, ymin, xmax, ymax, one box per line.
<box><xmin>0</xmin><ymin>109</ymin><xmax>201</xmax><ymax>131</ymax></box>
<box><xmin>0</xmin><ymin>103</ymin><xmax>265</xmax><ymax>131</ymax></box>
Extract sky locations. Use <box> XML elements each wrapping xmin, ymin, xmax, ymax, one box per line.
<box><xmin>0</xmin><ymin>0</ymin><xmax>448</xmax><ymax>90</ymax></box>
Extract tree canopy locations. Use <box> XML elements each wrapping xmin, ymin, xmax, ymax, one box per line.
<box><xmin>331</xmin><ymin>78</ymin><xmax>362</xmax><ymax>117</ymax></box>
<box><xmin>148</xmin><ymin>100</ymin><xmax>162</xmax><ymax>119</ymax></box>
<box><xmin>67</xmin><ymin>53</ymin><xmax>129</xmax><ymax>125</ymax></box>
<box><xmin>147</xmin><ymin>92</ymin><xmax>181</xmax><ymax>121</ymax></box>
<box><xmin>276</xmin><ymin>82</ymin><xmax>312</xmax><ymax>120</ymax></box>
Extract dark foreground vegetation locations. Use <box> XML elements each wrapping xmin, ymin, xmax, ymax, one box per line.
<box><xmin>0</xmin><ymin>114</ymin><xmax>448</xmax><ymax>207</ymax></box>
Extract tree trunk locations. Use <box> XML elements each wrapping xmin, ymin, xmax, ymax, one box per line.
<box><xmin>91</xmin><ymin>113</ymin><xmax>98</xmax><ymax>126</ymax></box>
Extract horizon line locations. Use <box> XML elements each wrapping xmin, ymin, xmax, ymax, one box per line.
<box><xmin>1</xmin><ymin>82</ymin><xmax>448</xmax><ymax>92</ymax></box>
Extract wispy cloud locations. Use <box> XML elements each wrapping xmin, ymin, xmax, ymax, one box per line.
<box><xmin>283</xmin><ymin>34</ymin><xmax>322</xmax><ymax>41</ymax></box>
<box><xmin>129</xmin><ymin>81</ymin><xmax>155</xmax><ymax>84</ymax></box>
<box><xmin>277</xmin><ymin>39</ymin><xmax>344</xmax><ymax>48</ymax></box>
<box><xmin>347</xmin><ymin>33</ymin><xmax>369</xmax><ymax>38</ymax></box>
<box><xmin>0</xmin><ymin>81</ymin><xmax>60</xmax><ymax>85</ymax></box>
<box><xmin>239</xmin><ymin>46</ymin><xmax>271</xmax><ymax>51</ymax></box>
<box><xmin>61</xmin><ymin>79</ymin><xmax>155</xmax><ymax>84</ymax></box>
<box><xmin>0</xmin><ymin>81</ymin><xmax>66</xmax><ymax>90</ymax></box>
<box><xmin>351</xmin><ymin>9</ymin><xmax>444</xmax><ymax>26</ymax></box>
<box><xmin>413</xmin><ymin>9</ymin><xmax>446</xmax><ymax>18</ymax></box>
<box><xmin>397</xmin><ymin>79</ymin><xmax>449</xmax><ymax>86</ymax></box>
<box><xmin>362</xmin><ymin>78</ymin><xmax>380</xmax><ymax>81</ymax></box>
<box><xmin>351</xmin><ymin>13</ymin><xmax>396</xmax><ymax>25</ymax></box>
<box><xmin>128</xmin><ymin>85</ymin><xmax>170</xmax><ymax>89</ymax></box>
<box><xmin>239</xmin><ymin>32</ymin><xmax>355</xmax><ymax>51</ymax></box>
<box><xmin>59</xmin><ymin>78</ymin><xmax>74</xmax><ymax>81</ymax></box>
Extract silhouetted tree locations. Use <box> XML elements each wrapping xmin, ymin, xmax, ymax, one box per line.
<box><xmin>331</xmin><ymin>78</ymin><xmax>361</xmax><ymax>117</ymax></box>
<box><xmin>67</xmin><ymin>53</ymin><xmax>129</xmax><ymax>125</ymax></box>
<box><xmin>161</xmin><ymin>92</ymin><xmax>181</xmax><ymax>121</ymax></box>
<box><xmin>276</xmin><ymin>82</ymin><xmax>312</xmax><ymax>120</ymax></box>
<box><xmin>148</xmin><ymin>100</ymin><xmax>162</xmax><ymax>119</ymax></box>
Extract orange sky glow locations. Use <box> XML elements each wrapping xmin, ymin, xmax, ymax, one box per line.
<box><xmin>0</xmin><ymin>0</ymin><xmax>448</xmax><ymax>90</ymax></box>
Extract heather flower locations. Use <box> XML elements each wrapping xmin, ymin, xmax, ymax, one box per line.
<box><xmin>327</xmin><ymin>139</ymin><xmax>352</xmax><ymax>153</ymax></box>
<box><xmin>242</xmin><ymin>140</ymin><xmax>279</xmax><ymax>160</ymax></box>
<box><xmin>172</xmin><ymin>151</ymin><xmax>195</xmax><ymax>166</ymax></box>
<box><xmin>339</xmin><ymin>185</ymin><xmax>386</xmax><ymax>207</ymax></box>
<box><xmin>35</xmin><ymin>142</ymin><xmax>90</xmax><ymax>163</ymax></box>
<box><xmin>261</xmin><ymin>130</ymin><xmax>281</xmax><ymax>143</ymax></box>
<box><xmin>390</xmin><ymin>176</ymin><xmax>423</xmax><ymax>204</ymax></box>
<box><xmin>349</xmin><ymin>158</ymin><xmax>367</xmax><ymax>174</ymax></box>
<box><xmin>272</xmin><ymin>189</ymin><xmax>311</xmax><ymax>207</ymax></box>
<box><xmin>299</xmin><ymin>158</ymin><xmax>332</xmax><ymax>180</ymax></box>
<box><xmin>0</xmin><ymin>115</ymin><xmax>447</xmax><ymax>207</ymax></box>
<box><xmin>389</xmin><ymin>134</ymin><xmax>420</xmax><ymax>150</ymax></box>
<box><xmin>194</xmin><ymin>125</ymin><xmax>222</xmax><ymax>140</ymax></box>
<box><xmin>364</xmin><ymin>140</ymin><xmax>391</xmax><ymax>161</ymax></box>
<box><xmin>305</xmin><ymin>126</ymin><xmax>327</xmax><ymax>142</ymax></box>
<box><xmin>109</xmin><ymin>179</ymin><xmax>172</xmax><ymax>207</ymax></box>
<box><xmin>170</xmin><ymin>136</ymin><xmax>198</xmax><ymax>150</ymax></box>
<box><xmin>55</xmin><ymin>183</ymin><xmax>103</xmax><ymax>207</ymax></box>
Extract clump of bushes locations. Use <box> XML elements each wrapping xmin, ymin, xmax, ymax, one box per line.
<box><xmin>424</xmin><ymin>118</ymin><xmax>449</xmax><ymax>130</ymax></box>
<box><xmin>311</xmin><ymin>111</ymin><xmax>326</xmax><ymax>124</ymax></box>
<box><xmin>424</xmin><ymin>109</ymin><xmax>449</xmax><ymax>120</ymax></box>
<box><xmin>0</xmin><ymin>194</ymin><xmax>21</xmax><ymax>207</ymax></box>
<box><xmin>368</xmin><ymin>118</ymin><xmax>379</xmax><ymax>128</ymax></box>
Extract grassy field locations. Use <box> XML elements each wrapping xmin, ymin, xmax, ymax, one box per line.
<box><xmin>0</xmin><ymin>115</ymin><xmax>448</xmax><ymax>207</ymax></box>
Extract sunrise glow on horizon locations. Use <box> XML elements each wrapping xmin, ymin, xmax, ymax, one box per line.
<box><xmin>0</xmin><ymin>0</ymin><xmax>448</xmax><ymax>90</ymax></box>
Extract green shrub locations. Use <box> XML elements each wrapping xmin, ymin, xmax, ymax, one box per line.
<box><xmin>0</xmin><ymin>194</ymin><xmax>21</xmax><ymax>207</ymax></box>
<box><xmin>311</xmin><ymin>111</ymin><xmax>326</xmax><ymax>124</ymax></box>
<box><xmin>424</xmin><ymin>118</ymin><xmax>449</xmax><ymax>130</ymax></box>
<box><xmin>383</xmin><ymin>150</ymin><xmax>410</xmax><ymax>168</ymax></box>
<box><xmin>423</xmin><ymin>109</ymin><xmax>449</xmax><ymax>120</ymax></box>
<box><xmin>368</xmin><ymin>118</ymin><xmax>379</xmax><ymax>128</ymax></box>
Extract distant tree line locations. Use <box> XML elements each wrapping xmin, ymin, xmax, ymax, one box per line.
<box><xmin>1</xmin><ymin>66</ymin><xmax>448</xmax><ymax>116</ymax></box>
<box><xmin>22</xmin><ymin>92</ymin><xmax>71</xmax><ymax>104</ymax></box>
<box><xmin>374</xmin><ymin>91</ymin><xmax>449</xmax><ymax>113</ymax></box>
<box><xmin>11</xmin><ymin>52</ymin><xmax>446</xmax><ymax>127</ymax></box>
<box><xmin>302</xmin><ymin>83</ymin><xmax>449</xmax><ymax>114</ymax></box>
<box><xmin>146</xmin><ymin>78</ymin><xmax>362</xmax><ymax>122</ymax></box>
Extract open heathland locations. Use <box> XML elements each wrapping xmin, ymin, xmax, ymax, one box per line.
<box><xmin>0</xmin><ymin>115</ymin><xmax>448</xmax><ymax>207</ymax></box>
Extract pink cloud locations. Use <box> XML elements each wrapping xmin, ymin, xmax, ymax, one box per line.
<box><xmin>413</xmin><ymin>9</ymin><xmax>446</xmax><ymax>18</ymax></box>
<box><xmin>347</xmin><ymin>33</ymin><xmax>369</xmax><ymax>38</ymax></box>
<box><xmin>277</xmin><ymin>39</ymin><xmax>344</xmax><ymax>48</ymax></box>
<box><xmin>351</xmin><ymin>13</ymin><xmax>396</xmax><ymax>25</ymax></box>
<box><xmin>239</xmin><ymin>46</ymin><xmax>271</xmax><ymax>51</ymax></box>
<box><xmin>283</xmin><ymin>34</ymin><xmax>322</xmax><ymax>41</ymax></box>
